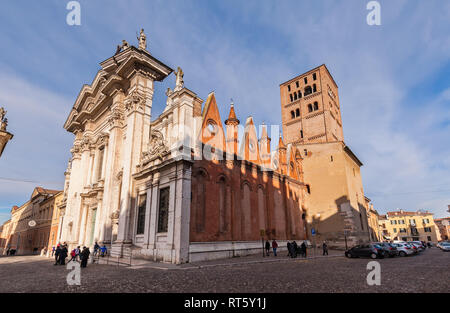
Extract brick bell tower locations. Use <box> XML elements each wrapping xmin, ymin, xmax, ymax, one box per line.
<box><xmin>280</xmin><ymin>64</ymin><xmax>344</xmax><ymax>145</ymax></box>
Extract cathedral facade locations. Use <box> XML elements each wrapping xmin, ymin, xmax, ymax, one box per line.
<box><xmin>59</xmin><ymin>34</ymin><xmax>308</xmax><ymax>264</ymax></box>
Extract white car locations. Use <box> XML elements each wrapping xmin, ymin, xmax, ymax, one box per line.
<box><xmin>392</xmin><ymin>243</ymin><xmax>415</xmax><ymax>256</ymax></box>
<box><xmin>438</xmin><ymin>242</ymin><xmax>450</xmax><ymax>251</ymax></box>
<box><xmin>408</xmin><ymin>242</ymin><xmax>424</xmax><ymax>252</ymax></box>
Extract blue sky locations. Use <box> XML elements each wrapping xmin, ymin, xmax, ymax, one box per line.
<box><xmin>0</xmin><ymin>0</ymin><xmax>449</xmax><ymax>224</ymax></box>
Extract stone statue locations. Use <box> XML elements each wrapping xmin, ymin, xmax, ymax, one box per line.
<box><xmin>0</xmin><ymin>107</ymin><xmax>6</xmax><ymax>121</ymax></box>
<box><xmin>174</xmin><ymin>67</ymin><xmax>184</xmax><ymax>91</ymax></box>
<box><xmin>0</xmin><ymin>118</ymin><xmax>7</xmax><ymax>131</ymax></box>
<box><xmin>165</xmin><ymin>87</ymin><xmax>173</xmax><ymax>107</ymax></box>
<box><xmin>137</xmin><ymin>28</ymin><xmax>147</xmax><ymax>50</ymax></box>
<box><xmin>121</xmin><ymin>40</ymin><xmax>129</xmax><ymax>50</ymax></box>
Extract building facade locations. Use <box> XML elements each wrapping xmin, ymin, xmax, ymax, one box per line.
<box><xmin>0</xmin><ymin>187</ymin><xmax>62</xmax><ymax>255</ymax></box>
<box><xmin>59</xmin><ymin>33</ymin><xmax>310</xmax><ymax>264</ymax></box>
<box><xmin>280</xmin><ymin>65</ymin><xmax>371</xmax><ymax>247</ymax></box>
<box><xmin>378</xmin><ymin>210</ymin><xmax>440</xmax><ymax>243</ymax></box>
<box><xmin>434</xmin><ymin>218</ymin><xmax>449</xmax><ymax>241</ymax></box>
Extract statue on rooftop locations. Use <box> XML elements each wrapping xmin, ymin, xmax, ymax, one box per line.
<box><xmin>174</xmin><ymin>67</ymin><xmax>184</xmax><ymax>91</ymax></box>
<box><xmin>0</xmin><ymin>107</ymin><xmax>6</xmax><ymax>122</ymax></box>
<box><xmin>137</xmin><ymin>28</ymin><xmax>147</xmax><ymax>50</ymax></box>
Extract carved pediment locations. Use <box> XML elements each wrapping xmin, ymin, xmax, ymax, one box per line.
<box><xmin>140</xmin><ymin>129</ymin><xmax>169</xmax><ymax>166</ymax></box>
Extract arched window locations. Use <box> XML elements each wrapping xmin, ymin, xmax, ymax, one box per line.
<box><xmin>314</xmin><ymin>101</ymin><xmax>319</xmax><ymax>111</ymax></box>
<box><xmin>306</xmin><ymin>184</ymin><xmax>311</xmax><ymax>194</ymax></box>
<box><xmin>289</xmin><ymin>94</ymin><xmax>293</xmax><ymax>102</ymax></box>
<box><xmin>291</xmin><ymin>111</ymin><xmax>295</xmax><ymax>119</ymax></box>
<box><xmin>295</xmin><ymin>108</ymin><xmax>300</xmax><ymax>117</ymax></box>
<box><xmin>313</xmin><ymin>84</ymin><xmax>317</xmax><ymax>93</ymax></box>
<box><xmin>294</xmin><ymin>92</ymin><xmax>297</xmax><ymax>101</ymax></box>
<box><xmin>304</xmin><ymin>86</ymin><xmax>312</xmax><ymax>96</ymax></box>
<box><xmin>298</xmin><ymin>91</ymin><xmax>302</xmax><ymax>98</ymax></box>
<box><xmin>308</xmin><ymin>104</ymin><xmax>313</xmax><ymax>113</ymax></box>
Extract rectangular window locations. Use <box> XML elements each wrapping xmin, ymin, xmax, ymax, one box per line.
<box><xmin>157</xmin><ymin>187</ymin><xmax>170</xmax><ymax>233</ymax></box>
<box><xmin>427</xmin><ymin>236</ymin><xmax>431</xmax><ymax>241</ymax></box>
<box><xmin>136</xmin><ymin>193</ymin><xmax>147</xmax><ymax>235</ymax></box>
<box><xmin>287</xmin><ymin>85</ymin><xmax>291</xmax><ymax>92</ymax></box>
<box><xmin>393</xmin><ymin>228</ymin><xmax>397</xmax><ymax>233</ymax></box>
<box><xmin>313</xmin><ymin>73</ymin><xmax>317</xmax><ymax>80</ymax></box>
<box><xmin>304</xmin><ymin>77</ymin><xmax>308</xmax><ymax>84</ymax></box>
<box><xmin>300</xmin><ymin>130</ymin><xmax>303</xmax><ymax>138</ymax></box>
<box><xmin>296</xmin><ymin>81</ymin><xmax>299</xmax><ymax>88</ymax></box>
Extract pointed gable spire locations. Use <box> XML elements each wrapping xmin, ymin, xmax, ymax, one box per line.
<box><xmin>225</xmin><ymin>98</ymin><xmax>239</xmax><ymax>125</ymax></box>
<box><xmin>278</xmin><ymin>133</ymin><xmax>286</xmax><ymax>150</ymax></box>
<box><xmin>200</xmin><ymin>92</ymin><xmax>225</xmax><ymax>153</ymax></box>
<box><xmin>239</xmin><ymin>116</ymin><xmax>261</xmax><ymax>165</ymax></box>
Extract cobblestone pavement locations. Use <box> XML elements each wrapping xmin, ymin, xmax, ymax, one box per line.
<box><xmin>0</xmin><ymin>248</ymin><xmax>448</xmax><ymax>293</ymax></box>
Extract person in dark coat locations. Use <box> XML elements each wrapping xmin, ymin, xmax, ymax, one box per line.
<box><xmin>265</xmin><ymin>241</ymin><xmax>270</xmax><ymax>256</ymax></box>
<box><xmin>59</xmin><ymin>245</ymin><xmax>68</xmax><ymax>265</ymax></box>
<box><xmin>301</xmin><ymin>241</ymin><xmax>307</xmax><ymax>258</ymax></box>
<box><xmin>93</xmin><ymin>242</ymin><xmax>100</xmax><ymax>256</ymax></box>
<box><xmin>54</xmin><ymin>245</ymin><xmax>61</xmax><ymax>265</ymax></box>
<box><xmin>322</xmin><ymin>241</ymin><xmax>329</xmax><ymax>256</ymax></box>
<box><xmin>292</xmin><ymin>241</ymin><xmax>298</xmax><ymax>258</ymax></box>
<box><xmin>80</xmin><ymin>246</ymin><xmax>90</xmax><ymax>268</ymax></box>
<box><xmin>287</xmin><ymin>242</ymin><xmax>292</xmax><ymax>257</ymax></box>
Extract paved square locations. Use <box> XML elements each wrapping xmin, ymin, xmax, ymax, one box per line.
<box><xmin>0</xmin><ymin>248</ymin><xmax>448</xmax><ymax>293</ymax></box>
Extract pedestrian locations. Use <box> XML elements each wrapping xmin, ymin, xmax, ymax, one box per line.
<box><xmin>301</xmin><ymin>241</ymin><xmax>307</xmax><ymax>258</ymax></box>
<box><xmin>287</xmin><ymin>242</ymin><xmax>292</xmax><ymax>257</ymax></box>
<box><xmin>93</xmin><ymin>242</ymin><xmax>100</xmax><ymax>256</ymax></box>
<box><xmin>265</xmin><ymin>241</ymin><xmax>270</xmax><ymax>256</ymax></box>
<box><xmin>80</xmin><ymin>246</ymin><xmax>90</xmax><ymax>268</ymax></box>
<box><xmin>292</xmin><ymin>241</ymin><xmax>298</xmax><ymax>258</ymax></box>
<box><xmin>51</xmin><ymin>246</ymin><xmax>55</xmax><ymax>257</ymax></box>
<box><xmin>6</xmin><ymin>248</ymin><xmax>10</xmax><ymax>256</ymax></box>
<box><xmin>75</xmin><ymin>246</ymin><xmax>81</xmax><ymax>261</ymax></box>
<box><xmin>100</xmin><ymin>245</ymin><xmax>107</xmax><ymax>257</ymax></box>
<box><xmin>69</xmin><ymin>249</ymin><xmax>77</xmax><ymax>263</ymax></box>
<box><xmin>54</xmin><ymin>245</ymin><xmax>61</xmax><ymax>265</ymax></box>
<box><xmin>59</xmin><ymin>245</ymin><xmax>68</xmax><ymax>265</ymax></box>
<box><xmin>272</xmin><ymin>239</ymin><xmax>278</xmax><ymax>257</ymax></box>
<box><xmin>322</xmin><ymin>241</ymin><xmax>328</xmax><ymax>256</ymax></box>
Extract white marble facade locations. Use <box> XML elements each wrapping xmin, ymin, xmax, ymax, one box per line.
<box><xmin>59</xmin><ymin>41</ymin><xmax>204</xmax><ymax>264</ymax></box>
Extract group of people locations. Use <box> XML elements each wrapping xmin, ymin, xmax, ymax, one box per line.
<box><xmin>286</xmin><ymin>241</ymin><xmax>309</xmax><ymax>258</ymax></box>
<box><xmin>52</xmin><ymin>242</ymin><xmax>105</xmax><ymax>268</ymax></box>
<box><xmin>264</xmin><ymin>240</ymin><xmax>329</xmax><ymax>258</ymax></box>
<box><xmin>5</xmin><ymin>248</ymin><xmax>17</xmax><ymax>256</ymax></box>
<box><xmin>93</xmin><ymin>242</ymin><xmax>108</xmax><ymax>258</ymax></box>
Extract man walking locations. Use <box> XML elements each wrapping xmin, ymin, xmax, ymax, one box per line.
<box><xmin>292</xmin><ymin>241</ymin><xmax>298</xmax><ymax>258</ymax></box>
<box><xmin>301</xmin><ymin>241</ymin><xmax>307</xmax><ymax>258</ymax></box>
<box><xmin>59</xmin><ymin>244</ymin><xmax>68</xmax><ymax>265</ymax></box>
<box><xmin>93</xmin><ymin>242</ymin><xmax>100</xmax><ymax>256</ymax></box>
<box><xmin>272</xmin><ymin>239</ymin><xmax>278</xmax><ymax>257</ymax></box>
<box><xmin>322</xmin><ymin>241</ymin><xmax>328</xmax><ymax>256</ymax></box>
<box><xmin>54</xmin><ymin>245</ymin><xmax>61</xmax><ymax>265</ymax></box>
<box><xmin>80</xmin><ymin>246</ymin><xmax>90</xmax><ymax>268</ymax></box>
<box><xmin>265</xmin><ymin>241</ymin><xmax>270</xmax><ymax>256</ymax></box>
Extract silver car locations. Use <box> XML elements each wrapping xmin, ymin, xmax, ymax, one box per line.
<box><xmin>392</xmin><ymin>243</ymin><xmax>415</xmax><ymax>256</ymax></box>
<box><xmin>439</xmin><ymin>242</ymin><xmax>450</xmax><ymax>251</ymax></box>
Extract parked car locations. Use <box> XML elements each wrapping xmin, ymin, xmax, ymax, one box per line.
<box><xmin>392</xmin><ymin>243</ymin><xmax>415</xmax><ymax>257</ymax></box>
<box><xmin>438</xmin><ymin>242</ymin><xmax>450</xmax><ymax>252</ymax></box>
<box><xmin>373</xmin><ymin>242</ymin><xmax>398</xmax><ymax>257</ymax></box>
<box><xmin>408</xmin><ymin>242</ymin><xmax>424</xmax><ymax>253</ymax></box>
<box><xmin>345</xmin><ymin>244</ymin><xmax>384</xmax><ymax>259</ymax></box>
<box><xmin>410</xmin><ymin>241</ymin><xmax>426</xmax><ymax>250</ymax></box>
